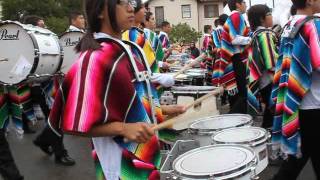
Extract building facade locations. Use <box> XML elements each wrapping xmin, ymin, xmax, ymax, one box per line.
<box><xmin>148</xmin><ymin>0</ymin><xmax>225</xmax><ymax>34</ymax></box>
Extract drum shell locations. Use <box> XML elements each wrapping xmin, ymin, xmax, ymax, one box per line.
<box><xmin>171</xmin><ymin>144</ymin><xmax>258</xmax><ymax>180</ymax></box>
<box><xmin>59</xmin><ymin>31</ymin><xmax>84</xmax><ymax>73</ymax></box>
<box><xmin>212</xmin><ymin>127</ymin><xmax>270</xmax><ymax>174</ymax></box>
<box><xmin>0</xmin><ymin>21</ymin><xmax>62</xmax><ymax>85</ymax></box>
<box><xmin>188</xmin><ymin>114</ymin><xmax>253</xmax><ymax>146</ymax></box>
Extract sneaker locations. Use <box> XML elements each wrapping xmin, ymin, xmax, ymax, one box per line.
<box><xmin>55</xmin><ymin>150</ymin><xmax>76</xmax><ymax>166</ymax></box>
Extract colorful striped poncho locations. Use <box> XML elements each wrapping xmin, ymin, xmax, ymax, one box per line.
<box><xmin>202</xmin><ymin>34</ymin><xmax>213</xmax><ymax>52</ymax></box>
<box><xmin>212</xmin><ymin>11</ymin><xmax>250</xmax><ymax>94</ymax></box>
<box><xmin>212</xmin><ymin>27</ymin><xmax>224</xmax><ymax>85</ymax></box>
<box><xmin>158</xmin><ymin>31</ymin><xmax>170</xmax><ymax>50</ymax></box>
<box><xmin>247</xmin><ymin>28</ymin><xmax>278</xmax><ymax>114</ymax></box>
<box><xmin>122</xmin><ymin>27</ymin><xmax>159</xmax><ymax>73</ymax></box>
<box><xmin>49</xmin><ymin>37</ymin><xmax>163</xmax><ymax>180</ymax></box>
<box><xmin>271</xmin><ymin>16</ymin><xmax>320</xmax><ymax>157</ymax></box>
<box><xmin>0</xmin><ymin>85</ymin><xmax>36</xmax><ymax>133</ymax></box>
<box><xmin>212</xmin><ymin>26</ymin><xmax>223</xmax><ymax>50</ymax></box>
<box><xmin>144</xmin><ymin>28</ymin><xmax>165</xmax><ymax>64</ymax></box>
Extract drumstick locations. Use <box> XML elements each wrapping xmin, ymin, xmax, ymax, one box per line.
<box><xmin>172</xmin><ymin>53</ymin><xmax>206</xmax><ymax>78</ymax></box>
<box><xmin>122</xmin><ymin>87</ymin><xmax>223</xmax><ymax>143</ymax></box>
<box><xmin>152</xmin><ymin>86</ymin><xmax>224</xmax><ymax>131</ymax></box>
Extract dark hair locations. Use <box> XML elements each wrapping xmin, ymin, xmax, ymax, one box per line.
<box><xmin>214</xmin><ymin>19</ymin><xmax>220</xmax><ymax>27</ymax></box>
<box><xmin>76</xmin><ymin>0</ymin><xmax>119</xmax><ymax>52</ymax></box>
<box><xmin>204</xmin><ymin>25</ymin><xmax>212</xmax><ymax>33</ymax></box>
<box><xmin>291</xmin><ymin>0</ymin><xmax>307</xmax><ymax>9</ymax></box>
<box><xmin>145</xmin><ymin>11</ymin><xmax>153</xmax><ymax>21</ymax></box>
<box><xmin>219</xmin><ymin>14</ymin><xmax>228</xmax><ymax>25</ymax></box>
<box><xmin>290</xmin><ymin>5</ymin><xmax>297</xmax><ymax>16</ymax></box>
<box><xmin>134</xmin><ymin>0</ymin><xmax>143</xmax><ymax>13</ymax></box>
<box><xmin>161</xmin><ymin>21</ymin><xmax>170</xmax><ymax>28</ymax></box>
<box><xmin>247</xmin><ymin>4</ymin><xmax>271</xmax><ymax>31</ymax></box>
<box><xmin>228</xmin><ymin>0</ymin><xmax>244</xmax><ymax>11</ymax></box>
<box><xmin>23</xmin><ymin>15</ymin><xmax>43</xmax><ymax>26</ymax></box>
<box><xmin>69</xmin><ymin>11</ymin><xmax>83</xmax><ymax>25</ymax></box>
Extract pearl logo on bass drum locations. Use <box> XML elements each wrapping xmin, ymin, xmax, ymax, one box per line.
<box><xmin>0</xmin><ymin>29</ymin><xmax>20</xmax><ymax>40</ymax></box>
<box><xmin>64</xmin><ymin>37</ymin><xmax>81</xmax><ymax>47</ymax></box>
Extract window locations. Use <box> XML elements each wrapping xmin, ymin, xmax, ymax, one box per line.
<box><xmin>181</xmin><ymin>5</ymin><xmax>191</xmax><ymax>18</ymax></box>
<box><xmin>204</xmin><ymin>4</ymin><xmax>219</xmax><ymax>18</ymax></box>
<box><xmin>155</xmin><ymin>6</ymin><xmax>164</xmax><ymax>27</ymax></box>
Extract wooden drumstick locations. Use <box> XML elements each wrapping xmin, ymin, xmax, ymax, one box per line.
<box><xmin>152</xmin><ymin>86</ymin><xmax>224</xmax><ymax>131</ymax></box>
<box><xmin>123</xmin><ymin>87</ymin><xmax>223</xmax><ymax>143</ymax></box>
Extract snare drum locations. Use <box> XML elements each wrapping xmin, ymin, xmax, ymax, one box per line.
<box><xmin>188</xmin><ymin>114</ymin><xmax>253</xmax><ymax>146</ymax></box>
<box><xmin>171</xmin><ymin>144</ymin><xmax>258</xmax><ymax>180</ymax></box>
<box><xmin>0</xmin><ymin>21</ymin><xmax>62</xmax><ymax>85</ymax></box>
<box><xmin>59</xmin><ymin>31</ymin><xmax>84</xmax><ymax>73</ymax></box>
<box><xmin>212</xmin><ymin>127</ymin><xmax>270</xmax><ymax>174</ymax></box>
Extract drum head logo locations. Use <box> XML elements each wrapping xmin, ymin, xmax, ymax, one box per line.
<box><xmin>0</xmin><ymin>29</ymin><xmax>20</xmax><ymax>40</ymax></box>
<box><xmin>64</xmin><ymin>37</ymin><xmax>81</xmax><ymax>47</ymax></box>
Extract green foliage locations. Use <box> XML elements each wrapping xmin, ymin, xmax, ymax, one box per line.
<box><xmin>169</xmin><ymin>23</ymin><xmax>202</xmax><ymax>45</ymax></box>
<box><xmin>1</xmin><ymin>0</ymin><xmax>83</xmax><ymax>34</ymax></box>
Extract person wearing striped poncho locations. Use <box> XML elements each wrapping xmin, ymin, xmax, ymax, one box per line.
<box><xmin>246</xmin><ymin>5</ymin><xmax>278</xmax><ymax>129</ymax></box>
<box><xmin>213</xmin><ymin>0</ymin><xmax>251</xmax><ymax>114</ymax></box>
<box><xmin>272</xmin><ymin>0</ymin><xmax>320</xmax><ymax>179</ymax></box>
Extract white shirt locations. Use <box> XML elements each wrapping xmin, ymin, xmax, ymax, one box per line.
<box><xmin>67</xmin><ymin>25</ymin><xmax>85</xmax><ymax>33</ymax></box>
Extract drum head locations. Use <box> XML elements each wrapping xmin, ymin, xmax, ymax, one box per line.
<box><xmin>189</xmin><ymin>114</ymin><xmax>252</xmax><ymax>133</ymax></box>
<box><xmin>59</xmin><ymin>31</ymin><xmax>84</xmax><ymax>73</ymax></box>
<box><xmin>0</xmin><ymin>22</ymin><xmax>35</xmax><ymax>84</ymax></box>
<box><xmin>187</xmin><ymin>68</ymin><xmax>207</xmax><ymax>74</ymax></box>
<box><xmin>173</xmin><ymin>144</ymin><xmax>255</xmax><ymax>178</ymax></box>
<box><xmin>213</xmin><ymin>127</ymin><xmax>267</xmax><ymax>145</ymax></box>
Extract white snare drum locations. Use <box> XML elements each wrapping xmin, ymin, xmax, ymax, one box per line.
<box><xmin>0</xmin><ymin>21</ymin><xmax>62</xmax><ymax>85</ymax></box>
<box><xmin>188</xmin><ymin>114</ymin><xmax>253</xmax><ymax>146</ymax></box>
<box><xmin>59</xmin><ymin>31</ymin><xmax>84</xmax><ymax>73</ymax></box>
<box><xmin>172</xmin><ymin>144</ymin><xmax>258</xmax><ymax>180</ymax></box>
<box><xmin>212</xmin><ymin>127</ymin><xmax>269</xmax><ymax>174</ymax></box>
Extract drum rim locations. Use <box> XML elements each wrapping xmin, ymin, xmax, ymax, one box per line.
<box><xmin>171</xmin><ymin>85</ymin><xmax>217</xmax><ymax>91</ymax></box>
<box><xmin>59</xmin><ymin>30</ymin><xmax>85</xmax><ymax>38</ymax></box>
<box><xmin>212</xmin><ymin>127</ymin><xmax>269</xmax><ymax>147</ymax></box>
<box><xmin>188</xmin><ymin>114</ymin><xmax>253</xmax><ymax>135</ymax></box>
<box><xmin>172</xmin><ymin>144</ymin><xmax>257</xmax><ymax>179</ymax></box>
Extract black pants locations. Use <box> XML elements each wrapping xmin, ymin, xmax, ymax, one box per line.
<box><xmin>273</xmin><ymin>109</ymin><xmax>320</xmax><ymax>180</ymax></box>
<box><xmin>260</xmin><ymin>84</ymin><xmax>273</xmax><ymax>128</ymax></box>
<box><xmin>229</xmin><ymin>54</ymin><xmax>247</xmax><ymax>114</ymax></box>
<box><xmin>0</xmin><ymin>129</ymin><xmax>23</xmax><ymax>180</ymax></box>
<box><xmin>31</xmin><ymin>85</ymin><xmax>65</xmax><ymax>157</ymax></box>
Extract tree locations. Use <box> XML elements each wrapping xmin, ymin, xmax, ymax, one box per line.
<box><xmin>169</xmin><ymin>23</ymin><xmax>202</xmax><ymax>46</ymax></box>
<box><xmin>1</xmin><ymin>0</ymin><xmax>83</xmax><ymax>34</ymax></box>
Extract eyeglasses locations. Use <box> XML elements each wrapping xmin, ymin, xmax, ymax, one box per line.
<box><xmin>118</xmin><ymin>0</ymin><xmax>137</xmax><ymax>8</ymax></box>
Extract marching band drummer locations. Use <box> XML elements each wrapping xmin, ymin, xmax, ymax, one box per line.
<box><xmin>246</xmin><ymin>5</ymin><xmax>278</xmax><ymax>129</ymax></box>
<box><xmin>22</xmin><ymin>15</ymin><xmax>76</xmax><ymax>166</ymax></box>
<box><xmin>122</xmin><ymin>0</ymin><xmax>175</xmax><ymax>89</ymax></box>
<box><xmin>158</xmin><ymin>21</ymin><xmax>173</xmax><ymax>61</ymax></box>
<box><xmin>67</xmin><ymin>11</ymin><xmax>86</xmax><ymax>33</ymax></box>
<box><xmin>48</xmin><ymin>0</ymin><xmax>185</xmax><ymax>179</ymax></box>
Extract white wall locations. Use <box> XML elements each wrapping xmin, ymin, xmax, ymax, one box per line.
<box><xmin>149</xmin><ymin>0</ymin><xmax>199</xmax><ymax>30</ymax></box>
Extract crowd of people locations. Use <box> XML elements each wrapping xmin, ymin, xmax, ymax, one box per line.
<box><xmin>1</xmin><ymin>0</ymin><xmax>320</xmax><ymax>180</ymax></box>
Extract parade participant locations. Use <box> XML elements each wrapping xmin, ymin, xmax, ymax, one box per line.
<box><xmin>212</xmin><ymin>0</ymin><xmax>251</xmax><ymax>113</ymax></box>
<box><xmin>48</xmin><ymin>0</ymin><xmax>184</xmax><ymax>179</ymax></box>
<box><xmin>247</xmin><ymin>5</ymin><xmax>278</xmax><ymax>128</ymax></box>
<box><xmin>122</xmin><ymin>0</ymin><xmax>174</xmax><ymax>88</ymax></box>
<box><xmin>23</xmin><ymin>15</ymin><xmax>76</xmax><ymax>166</ymax></box>
<box><xmin>0</xmin><ymin>87</ymin><xmax>24</xmax><ymax>180</ymax></box>
<box><xmin>158</xmin><ymin>21</ymin><xmax>172</xmax><ymax>60</ymax></box>
<box><xmin>271</xmin><ymin>0</ymin><xmax>320</xmax><ymax>179</ymax></box>
<box><xmin>67</xmin><ymin>11</ymin><xmax>86</xmax><ymax>32</ymax></box>
<box><xmin>144</xmin><ymin>11</ymin><xmax>170</xmax><ymax>71</ymax></box>
<box><xmin>202</xmin><ymin>25</ymin><xmax>213</xmax><ymax>52</ymax></box>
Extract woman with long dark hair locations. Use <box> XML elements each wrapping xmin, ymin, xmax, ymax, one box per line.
<box><xmin>48</xmin><ymin>0</ymin><xmax>167</xmax><ymax>179</ymax></box>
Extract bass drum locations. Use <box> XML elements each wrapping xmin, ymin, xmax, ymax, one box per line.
<box><xmin>0</xmin><ymin>21</ymin><xmax>62</xmax><ymax>85</ymax></box>
<box><xmin>59</xmin><ymin>31</ymin><xmax>84</xmax><ymax>74</ymax></box>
